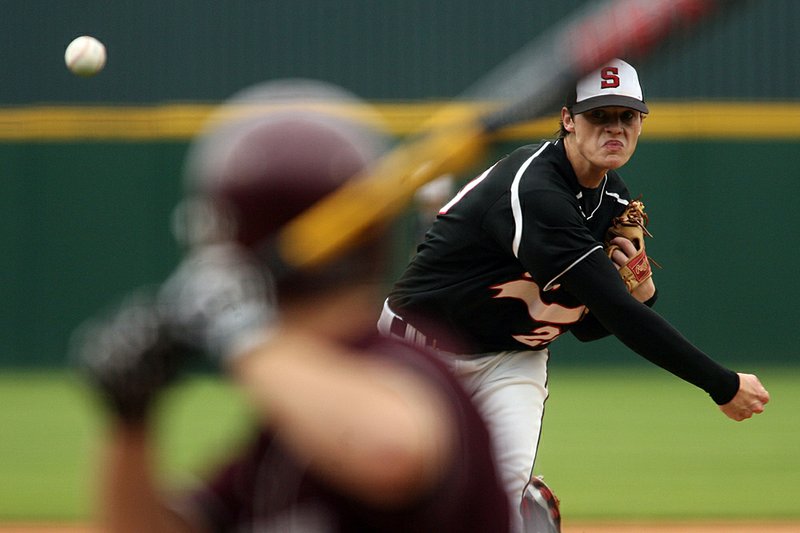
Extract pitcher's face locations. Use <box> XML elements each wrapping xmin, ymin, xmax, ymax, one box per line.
<box><xmin>562</xmin><ymin>106</ymin><xmax>644</xmax><ymax>180</ymax></box>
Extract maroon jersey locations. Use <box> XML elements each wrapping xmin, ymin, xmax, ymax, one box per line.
<box><xmin>183</xmin><ymin>334</ymin><xmax>509</xmax><ymax>532</ymax></box>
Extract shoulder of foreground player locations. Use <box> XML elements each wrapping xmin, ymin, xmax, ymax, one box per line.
<box><xmin>366</xmin><ymin>332</ymin><xmax>469</xmax><ymax>391</ymax></box>
<box><xmin>369</xmin><ymin>336</ymin><xmax>510</xmax><ymax>529</ymax></box>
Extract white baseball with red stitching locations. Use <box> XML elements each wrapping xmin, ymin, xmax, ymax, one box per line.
<box><xmin>65</xmin><ymin>35</ymin><xmax>107</xmax><ymax>77</ymax></box>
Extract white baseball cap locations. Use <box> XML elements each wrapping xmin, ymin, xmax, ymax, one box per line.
<box><xmin>566</xmin><ymin>58</ymin><xmax>648</xmax><ymax>114</ymax></box>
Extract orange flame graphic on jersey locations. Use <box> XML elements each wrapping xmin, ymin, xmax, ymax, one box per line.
<box><xmin>491</xmin><ymin>275</ymin><xmax>585</xmax><ymax>348</ymax></box>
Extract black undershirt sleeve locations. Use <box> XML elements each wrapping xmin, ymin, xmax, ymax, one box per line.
<box><xmin>570</xmin><ymin>290</ymin><xmax>658</xmax><ymax>341</ymax></box>
<box><xmin>559</xmin><ymin>250</ymin><xmax>740</xmax><ymax>405</ymax></box>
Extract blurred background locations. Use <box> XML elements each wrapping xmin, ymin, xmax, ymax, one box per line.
<box><xmin>1</xmin><ymin>0</ymin><xmax>798</xmax><ymax>527</ymax></box>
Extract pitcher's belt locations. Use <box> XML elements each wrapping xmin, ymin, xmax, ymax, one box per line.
<box><xmin>378</xmin><ymin>299</ymin><xmax>464</xmax><ymax>354</ymax></box>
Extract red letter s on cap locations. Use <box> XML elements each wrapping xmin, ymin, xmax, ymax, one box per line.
<box><xmin>600</xmin><ymin>67</ymin><xmax>620</xmax><ymax>89</ymax></box>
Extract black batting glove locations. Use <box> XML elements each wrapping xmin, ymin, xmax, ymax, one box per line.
<box><xmin>73</xmin><ymin>290</ymin><xmax>196</xmax><ymax>423</ymax></box>
<box><xmin>158</xmin><ymin>243</ymin><xmax>279</xmax><ymax>365</ymax></box>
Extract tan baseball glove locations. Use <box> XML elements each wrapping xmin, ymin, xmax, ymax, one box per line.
<box><xmin>605</xmin><ymin>199</ymin><xmax>658</xmax><ymax>293</ymax></box>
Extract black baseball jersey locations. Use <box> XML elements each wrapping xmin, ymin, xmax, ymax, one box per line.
<box><xmin>181</xmin><ymin>334</ymin><xmax>509</xmax><ymax>532</ymax></box>
<box><xmin>389</xmin><ymin>139</ymin><xmax>630</xmax><ymax>353</ymax></box>
<box><xmin>388</xmin><ymin>139</ymin><xmax>741</xmax><ymax>405</ymax></box>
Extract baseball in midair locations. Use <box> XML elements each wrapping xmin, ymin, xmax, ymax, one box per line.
<box><xmin>64</xmin><ymin>36</ymin><xmax>106</xmax><ymax>77</ymax></box>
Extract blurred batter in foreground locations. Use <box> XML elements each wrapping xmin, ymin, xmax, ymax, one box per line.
<box><xmin>76</xmin><ymin>80</ymin><xmax>509</xmax><ymax>533</ymax></box>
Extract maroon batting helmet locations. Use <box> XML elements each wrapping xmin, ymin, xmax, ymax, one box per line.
<box><xmin>174</xmin><ymin>79</ymin><xmax>392</xmax><ymax>292</ymax></box>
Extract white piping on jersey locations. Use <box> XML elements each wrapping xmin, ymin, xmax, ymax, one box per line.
<box><xmin>439</xmin><ymin>162</ymin><xmax>498</xmax><ymax>214</ymax></box>
<box><xmin>575</xmin><ymin>174</ymin><xmax>607</xmax><ymax>220</ymax></box>
<box><xmin>605</xmin><ymin>190</ymin><xmax>629</xmax><ymax>206</ymax></box>
<box><xmin>511</xmin><ymin>141</ymin><xmax>551</xmax><ymax>257</ymax></box>
<box><xmin>543</xmin><ymin>244</ymin><xmax>603</xmax><ymax>291</ymax></box>
<box><xmin>546</xmin><ymin>182</ymin><xmax>627</xmax><ymax>291</ymax></box>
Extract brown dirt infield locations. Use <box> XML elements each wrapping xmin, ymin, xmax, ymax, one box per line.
<box><xmin>3</xmin><ymin>522</ymin><xmax>800</xmax><ymax>532</ymax></box>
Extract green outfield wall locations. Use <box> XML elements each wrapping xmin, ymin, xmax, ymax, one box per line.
<box><xmin>2</xmin><ymin>0</ymin><xmax>799</xmax><ymax>367</ymax></box>
<box><xmin>1</xmin><ymin>131</ymin><xmax>798</xmax><ymax>367</ymax></box>
<box><xmin>3</xmin><ymin>1</ymin><xmax>799</xmax><ymax>104</ymax></box>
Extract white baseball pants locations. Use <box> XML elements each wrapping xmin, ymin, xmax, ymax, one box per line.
<box><xmin>378</xmin><ymin>302</ymin><xmax>550</xmax><ymax>532</ymax></box>
<box><xmin>448</xmin><ymin>350</ymin><xmax>549</xmax><ymax>532</ymax></box>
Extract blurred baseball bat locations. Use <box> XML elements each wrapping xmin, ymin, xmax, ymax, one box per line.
<box><xmin>273</xmin><ymin>0</ymin><xmax>739</xmax><ymax>271</ymax></box>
